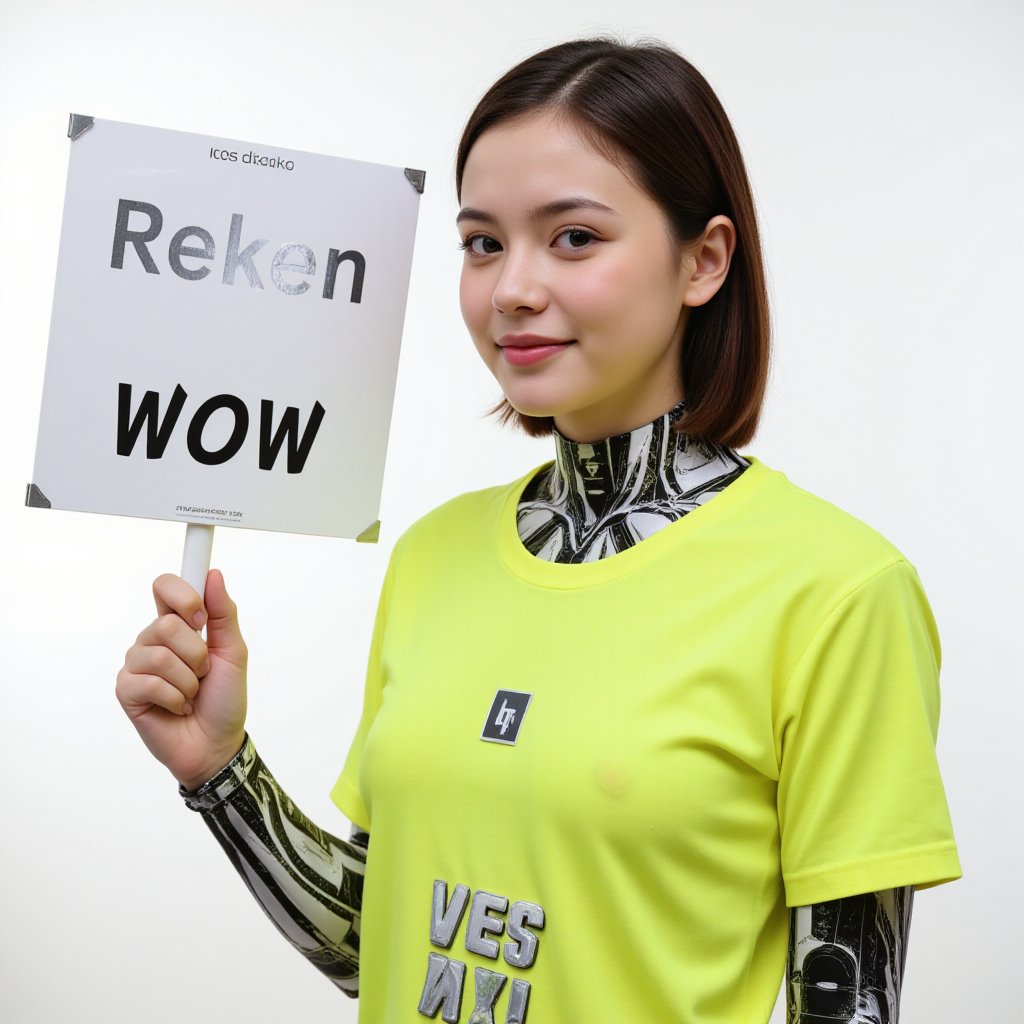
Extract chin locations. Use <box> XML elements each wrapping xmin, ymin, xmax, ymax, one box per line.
<box><xmin>498</xmin><ymin>382</ymin><xmax>577</xmax><ymax>420</ymax></box>
<box><xmin>502</xmin><ymin>396</ymin><xmax>563</xmax><ymax>419</ymax></box>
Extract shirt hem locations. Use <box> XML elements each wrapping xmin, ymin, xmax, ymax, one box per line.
<box><xmin>784</xmin><ymin>842</ymin><xmax>962</xmax><ymax>906</ymax></box>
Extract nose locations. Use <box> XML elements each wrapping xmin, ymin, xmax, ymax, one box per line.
<box><xmin>491</xmin><ymin>247</ymin><xmax>547</xmax><ymax>314</ymax></box>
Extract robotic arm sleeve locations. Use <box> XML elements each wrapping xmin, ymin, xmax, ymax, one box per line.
<box><xmin>786</xmin><ymin>886</ymin><xmax>914</xmax><ymax>1024</ymax></box>
<box><xmin>179</xmin><ymin>734</ymin><xmax>367</xmax><ymax>998</ymax></box>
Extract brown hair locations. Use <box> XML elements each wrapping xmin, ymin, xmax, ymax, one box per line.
<box><xmin>455</xmin><ymin>37</ymin><xmax>770</xmax><ymax>448</ymax></box>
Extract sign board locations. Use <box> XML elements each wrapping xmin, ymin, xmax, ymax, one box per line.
<box><xmin>28</xmin><ymin>115</ymin><xmax>423</xmax><ymax>540</ymax></box>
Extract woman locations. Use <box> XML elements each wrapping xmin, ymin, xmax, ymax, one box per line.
<box><xmin>116</xmin><ymin>37</ymin><xmax>961</xmax><ymax>1023</ymax></box>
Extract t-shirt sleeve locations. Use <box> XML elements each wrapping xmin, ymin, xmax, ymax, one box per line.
<box><xmin>775</xmin><ymin>558</ymin><xmax>962</xmax><ymax>907</ymax></box>
<box><xmin>328</xmin><ymin>545</ymin><xmax>399</xmax><ymax>832</ymax></box>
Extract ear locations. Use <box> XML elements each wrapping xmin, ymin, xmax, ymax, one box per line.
<box><xmin>682</xmin><ymin>215</ymin><xmax>736</xmax><ymax>308</ymax></box>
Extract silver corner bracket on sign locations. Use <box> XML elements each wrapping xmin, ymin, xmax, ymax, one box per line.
<box><xmin>25</xmin><ymin>484</ymin><xmax>51</xmax><ymax>508</ymax></box>
<box><xmin>68</xmin><ymin>114</ymin><xmax>94</xmax><ymax>140</ymax></box>
<box><xmin>356</xmin><ymin>520</ymin><xmax>381</xmax><ymax>544</ymax></box>
<box><xmin>404</xmin><ymin>168</ymin><xmax>426</xmax><ymax>193</ymax></box>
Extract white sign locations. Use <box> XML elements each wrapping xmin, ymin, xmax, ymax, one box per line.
<box><xmin>29</xmin><ymin>116</ymin><xmax>423</xmax><ymax>540</ymax></box>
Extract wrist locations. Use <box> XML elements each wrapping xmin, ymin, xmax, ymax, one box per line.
<box><xmin>178</xmin><ymin>733</ymin><xmax>252</xmax><ymax>810</ymax></box>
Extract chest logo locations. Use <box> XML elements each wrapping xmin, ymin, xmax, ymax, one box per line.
<box><xmin>481</xmin><ymin>689</ymin><xmax>532</xmax><ymax>745</ymax></box>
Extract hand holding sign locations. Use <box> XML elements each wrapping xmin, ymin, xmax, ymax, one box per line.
<box><xmin>116</xmin><ymin>569</ymin><xmax>248</xmax><ymax>792</ymax></box>
<box><xmin>30</xmin><ymin>117</ymin><xmax>422</xmax><ymax>787</ymax></box>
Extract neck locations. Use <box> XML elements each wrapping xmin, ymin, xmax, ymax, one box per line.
<box><xmin>517</xmin><ymin>398</ymin><xmax>749</xmax><ymax>562</ymax></box>
<box><xmin>548</xmin><ymin>398</ymin><xmax>693</xmax><ymax>519</ymax></box>
<box><xmin>518</xmin><ymin>399</ymin><xmax>750</xmax><ymax>562</ymax></box>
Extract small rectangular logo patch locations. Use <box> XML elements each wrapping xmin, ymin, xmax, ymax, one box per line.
<box><xmin>481</xmin><ymin>689</ymin><xmax>533</xmax><ymax>745</ymax></box>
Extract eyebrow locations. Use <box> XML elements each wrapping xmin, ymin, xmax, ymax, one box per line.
<box><xmin>455</xmin><ymin>196</ymin><xmax>618</xmax><ymax>226</ymax></box>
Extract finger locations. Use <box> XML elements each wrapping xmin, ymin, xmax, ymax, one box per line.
<box><xmin>116</xmin><ymin>670</ymin><xmax>195</xmax><ymax>717</ymax></box>
<box><xmin>152</xmin><ymin>573</ymin><xmax>207</xmax><ymax>631</ymax></box>
<box><xmin>203</xmin><ymin>570</ymin><xmax>247</xmax><ymax>662</ymax></box>
<box><xmin>124</xmin><ymin>644</ymin><xmax>200</xmax><ymax>701</ymax></box>
<box><xmin>136</xmin><ymin>614</ymin><xmax>209</xmax><ymax>675</ymax></box>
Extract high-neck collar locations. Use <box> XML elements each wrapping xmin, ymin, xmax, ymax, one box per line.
<box><xmin>518</xmin><ymin>398</ymin><xmax>749</xmax><ymax>562</ymax></box>
<box><xmin>549</xmin><ymin>398</ymin><xmax>697</xmax><ymax>520</ymax></box>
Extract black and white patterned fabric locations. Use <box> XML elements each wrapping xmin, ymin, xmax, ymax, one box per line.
<box><xmin>787</xmin><ymin>887</ymin><xmax>913</xmax><ymax>1024</ymax></box>
<box><xmin>180</xmin><ymin>734</ymin><xmax>365</xmax><ymax>998</ymax></box>
<box><xmin>517</xmin><ymin>399</ymin><xmax>749</xmax><ymax>562</ymax></box>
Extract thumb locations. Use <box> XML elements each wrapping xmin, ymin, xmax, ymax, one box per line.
<box><xmin>203</xmin><ymin>568</ymin><xmax>245</xmax><ymax>656</ymax></box>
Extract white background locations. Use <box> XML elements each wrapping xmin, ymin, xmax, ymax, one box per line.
<box><xmin>0</xmin><ymin>1</ymin><xmax>1019</xmax><ymax>1021</ymax></box>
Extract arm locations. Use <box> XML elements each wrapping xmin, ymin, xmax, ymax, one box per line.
<box><xmin>786</xmin><ymin>886</ymin><xmax>914</xmax><ymax>1024</ymax></box>
<box><xmin>180</xmin><ymin>734</ymin><xmax>368</xmax><ymax>997</ymax></box>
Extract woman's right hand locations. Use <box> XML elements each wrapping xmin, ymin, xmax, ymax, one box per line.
<box><xmin>115</xmin><ymin>568</ymin><xmax>248</xmax><ymax>792</ymax></box>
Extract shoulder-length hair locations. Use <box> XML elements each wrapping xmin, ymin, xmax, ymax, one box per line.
<box><xmin>455</xmin><ymin>37</ymin><xmax>770</xmax><ymax>448</ymax></box>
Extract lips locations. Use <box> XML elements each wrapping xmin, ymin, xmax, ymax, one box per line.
<box><xmin>493</xmin><ymin>337</ymin><xmax>573</xmax><ymax>366</ymax></box>
<box><xmin>498</xmin><ymin>334</ymin><xmax>574</xmax><ymax>349</ymax></box>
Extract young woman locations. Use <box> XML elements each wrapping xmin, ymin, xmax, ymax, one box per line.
<box><xmin>116</xmin><ymin>37</ymin><xmax>961</xmax><ymax>1024</ymax></box>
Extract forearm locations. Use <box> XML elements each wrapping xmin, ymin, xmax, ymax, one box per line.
<box><xmin>179</xmin><ymin>734</ymin><xmax>367</xmax><ymax>997</ymax></box>
<box><xmin>786</xmin><ymin>886</ymin><xmax>914</xmax><ymax>1024</ymax></box>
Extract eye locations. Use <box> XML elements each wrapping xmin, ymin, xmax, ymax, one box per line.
<box><xmin>553</xmin><ymin>227</ymin><xmax>597</xmax><ymax>251</ymax></box>
<box><xmin>458</xmin><ymin>234</ymin><xmax>502</xmax><ymax>256</ymax></box>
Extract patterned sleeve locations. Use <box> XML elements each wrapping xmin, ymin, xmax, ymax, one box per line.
<box><xmin>787</xmin><ymin>886</ymin><xmax>914</xmax><ymax>1023</ymax></box>
<box><xmin>179</xmin><ymin>734</ymin><xmax>367</xmax><ymax>997</ymax></box>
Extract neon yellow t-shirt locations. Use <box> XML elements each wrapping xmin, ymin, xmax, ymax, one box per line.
<box><xmin>331</xmin><ymin>454</ymin><xmax>961</xmax><ymax>1023</ymax></box>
